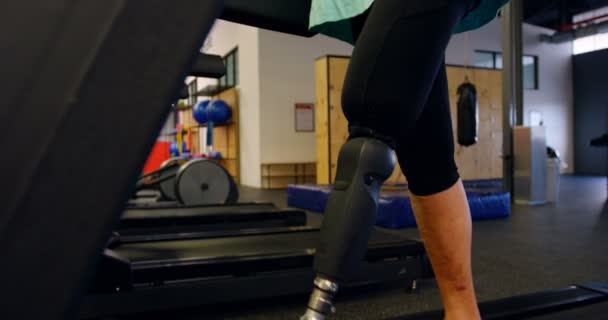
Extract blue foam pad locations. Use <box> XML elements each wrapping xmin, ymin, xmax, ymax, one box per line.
<box><xmin>287</xmin><ymin>180</ymin><xmax>510</xmax><ymax>228</ymax></box>
<box><xmin>286</xmin><ymin>184</ymin><xmax>330</xmax><ymax>213</ymax></box>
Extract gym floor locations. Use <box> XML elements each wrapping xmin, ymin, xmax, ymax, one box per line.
<box><xmin>126</xmin><ymin>176</ymin><xmax>608</xmax><ymax>320</ymax></box>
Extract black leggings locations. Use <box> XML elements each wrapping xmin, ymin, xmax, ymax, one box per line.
<box><xmin>343</xmin><ymin>0</ymin><xmax>478</xmax><ymax>196</ymax></box>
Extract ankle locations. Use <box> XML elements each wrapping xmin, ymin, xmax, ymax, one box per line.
<box><xmin>442</xmin><ymin>292</ymin><xmax>480</xmax><ymax>320</ymax></box>
<box><xmin>444</xmin><ymin>307</ymin><xmax>481</xmax><ymax>320</ymax></box>
<box><xmin>443</xmin><ymin>301</ymin><xmax>480</xmax><ymax>320</ymax></box>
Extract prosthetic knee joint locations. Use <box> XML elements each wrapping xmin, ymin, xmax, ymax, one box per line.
<box><xmin>301</xmin><ymin>128</ymin><xmax>395</xmax><ymax>320</ymax></box>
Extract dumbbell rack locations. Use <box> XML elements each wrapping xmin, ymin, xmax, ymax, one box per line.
<box><xmin>177</xmin><ymin>87</ymin><xmax>241</xmax><ymax>183</ymax></box>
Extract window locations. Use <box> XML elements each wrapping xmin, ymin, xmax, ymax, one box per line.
<box><xmin>572</xmin><ymin>6</ymin><xmax>608</xmax><ymax>55</ymax></box>
<box><xmin>522</xmin><ymin>55</ymin><xmax>538</xmax><ymax>90</ymax></box>
<box><xmin>218</xmin><ymin>47</ymin><xmax>238</xmax><ymax>88</ymax></box>
<box><xmin>187</xmin><ymin>79</ymin><xmax>198</xmax><ymax>106</ymax></box>
<box><xmin>472</xmin><ymin>51</ymin><xmax>495</xmax><ymax>68</ymax></box>
<box><xmin>495</xmin><ymin>53</ymin><xmax>503</xmax><ymax>69</ymax></box>
<box><xmin>573</xmin><ymin>33</ymin><xmax>608</xmax><ymax>55</ymax></box>
<box><xmin>473</xmin><ymin>50</ymin><xmax>539</xmax><ymax>90</ymax></box>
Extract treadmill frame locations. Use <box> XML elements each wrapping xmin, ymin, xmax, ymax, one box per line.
<box><xmin>82</xmin><ymin>257</ymin><xmax>426</xmax><ymax>319</ymax></box>
<box><xmin>0</xmin><ymin>1</ymin><xmax>222</xmax><ymax>319</ymax></box>
<box><xmin>83</xmin><ymin>227</ymin><xmax>431</xmax><ymax>319</ymax></box>
<box><xmin>0</xmin><ymin>1</ymin><xmax>433</xmax><ymax>320</ymax></box>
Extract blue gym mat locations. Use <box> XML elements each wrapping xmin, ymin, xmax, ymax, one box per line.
<box><xmin>287</xmin><ymin>180</ymin><xmax>510</xmax><ymax>228</ymax></box>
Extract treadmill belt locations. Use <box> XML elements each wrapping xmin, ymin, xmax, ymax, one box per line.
<box><xmin>114</xmin><ymin>228</ymin><xmax>423</xmax><ymax>265</ymax></box>
<box><xmin>118</xmin><ymin>202</ymin><xmax>307</xmax><ymax>237</ymax></box>
<box><xmin>122</xmin><ymin>203</ymin><xmax>277</xmax><ymax>219</ymax></box>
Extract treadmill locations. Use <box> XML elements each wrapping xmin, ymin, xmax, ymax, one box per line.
<box><xmin>82</xmin><ymin>226</ymin><xmax>432</xmax><ymax>319</ymax></box>
<box><xmin>91</xmin><ymin>41</ymin><xmax>428</xmax><ymax>319</ymax></box>
<box><xmin>3</xmin><ymin>2</ymin><xmax>608</xmax><ymax>320</ymax></box>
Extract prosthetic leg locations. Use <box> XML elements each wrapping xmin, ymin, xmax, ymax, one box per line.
<box><xmin>301</xmin><ymin>127</ymin><xmax>395</xmax><ymax>320</ymax></box>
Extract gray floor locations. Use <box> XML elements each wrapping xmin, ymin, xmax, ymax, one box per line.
<box><xmin>135</xmin><ymin>176</ymin><xmax>608</xmax><ymax>320</ymax></box>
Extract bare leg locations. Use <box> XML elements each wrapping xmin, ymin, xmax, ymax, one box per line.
<box><xmin>410</xmin><ymin>180</ymin><xmax>480</xmax><ymax>320</ymax></box>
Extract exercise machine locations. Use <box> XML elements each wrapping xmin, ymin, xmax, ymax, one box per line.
<box><xmin>134</xmin><ymin>158</ymin><xmax>239</xmax><ymax>205</ymax></box>
<box><xmin>82</xmin><ymin>226</ymin><xmax>431</xmax><ymax>318</ymax></box>
<box><xmin>133</xmin><ymin>157</ymin><xmax>187</xmax><ymax>204</ymax></box>
<box><xmin>133</xmin><ymin>53</ymin><xmax>231</xmax><ymax>206</ymax></box>
<box><xmin>0</xmin><ymin>2</ymin><xmax>426</xmax><ymax>320</ymax></box>
<box><xmin>0</xmin><ymin>2</ymin><xmax>225</xmax><ymax>319</ymax></box>
<box><xmin>127</xmin><ymin>53</ymin><xmax>308</xmax><ymax>234</ymax></box>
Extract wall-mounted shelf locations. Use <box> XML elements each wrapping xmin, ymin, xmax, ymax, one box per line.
<box><xmin>261</xmin><ymin>162</ymin><xmax>316</xmax><ymax>189</ymax></box>
<box><xmin>174</xmin><ymin>105</ymin><xmax>193</xmax><ymax>112</ymax></box>
<box><xmin>176</xmin><ymin>88</ymin><xmax>241</xmax><ymax>183</ymax></box>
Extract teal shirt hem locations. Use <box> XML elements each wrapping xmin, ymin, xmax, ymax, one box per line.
<box><xmin>310</xmin><ymin>0</ymin><xmax>510</xmax><ymax>45</ymax></box>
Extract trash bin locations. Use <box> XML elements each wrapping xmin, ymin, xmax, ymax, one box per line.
<box><xmin>546</xmin><ymin>146</ymin><xmax>566</xmax><ymax>203</ymax></box>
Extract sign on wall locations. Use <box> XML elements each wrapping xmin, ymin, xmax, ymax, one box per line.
<box><xmin>295</xmin><ymin>103</ymin><xmax>315</xmax><ymax>132</ymax></box>
<box><xmin>530</xmin><ymin>110</ymin><xmax>543</xmax><ymax>126</ymax></box>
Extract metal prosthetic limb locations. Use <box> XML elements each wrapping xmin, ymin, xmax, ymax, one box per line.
<box><xmin>301</xmin><ymin>135</ymin><xmax>395</xmax><ymax>320</ymax></box>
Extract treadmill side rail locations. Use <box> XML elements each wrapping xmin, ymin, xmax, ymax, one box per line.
<box><xmin>81</xmin><ymin>253</ymin><xmax>429</xmax><ymax>319</ymax></box>
<box><xmin>391</xmin><ymin>285</ymin><xmax>608</xmax><ymax>320</ymax></box>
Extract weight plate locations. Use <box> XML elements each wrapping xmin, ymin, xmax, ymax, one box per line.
<box><xmin>175</xmin><ymin>159</ymin><xmax>237</xmax><ymax>205</ymax></box>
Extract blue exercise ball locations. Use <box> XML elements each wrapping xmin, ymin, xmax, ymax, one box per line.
<box><xmin>206</xmin><ymin>99</ymin><xmax>232</xmax><ymax>123</ymax></box>
<box><xmin>193</xmin><ymin>99</ymin><xmax>211</xmax><ymax>124</ymax></box>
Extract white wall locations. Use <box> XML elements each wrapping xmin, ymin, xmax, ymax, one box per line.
<box><xmin>447</xmin><ymin>19</ymin><xmax>574</xmax><ymax>172</ymax></box>
<box><xmin>195</xmin><ymin>22</ymin><xmax>354</xmax><ymax>186</ymax></box>
<box><xmin>258</xmin><ymin>31</ymin><xmax>353</xmax><ymax>164</ymax></box>
<box><xmin>236</xmin><ymin>26</ymin><xmax>262</xmax><ymax>187</ymax></box>
<box><xmin>522</xmin><ymin>24</ymin><xmax>574</xmax><ymax>172</ymax></box>
<box><xmin>195</xmin><ymin>20</ymin><xmax>263</xmax><ymax>187</ymax></box>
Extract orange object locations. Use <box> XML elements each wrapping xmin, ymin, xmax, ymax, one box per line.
<box><xmin>187</xmin><ymin>128</ymin><xmax>193</xmax><ymax>152</ymax></box>
<box><xmin>176</xmin><ymin>124</ymin><xmax>183</xmax><ymax>153</ymax></box>
<box><xmin>142</xmin><ymin>141</ymin><xmax>172</xmax><ymax>174</ymax></box>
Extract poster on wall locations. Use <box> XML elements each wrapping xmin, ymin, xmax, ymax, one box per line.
<box><xmin>295</xmin><ymin>103</ymin><xmax>315</xmax><ymax>132</ymax></box>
